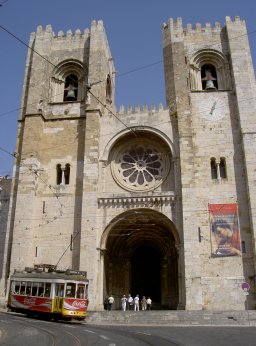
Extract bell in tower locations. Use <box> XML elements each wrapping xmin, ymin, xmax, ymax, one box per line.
<box><xmin>201</xmin><ymin>68</ymin><xmax>217</xmax><ymax>90</ymax></box>
<box><xmin>64</xmin><ymin>74</ymin><xmax>78</xmax><ymax>101</ymax></box>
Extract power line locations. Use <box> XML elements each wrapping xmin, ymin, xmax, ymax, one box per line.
<box><xmin>0</xmin><ymin>22</ymin><xmax>254</xmax><ymax>121</ymax></box>
<box><xmin>87</xmin><ymin>88</ymin><xmax>137</xmax><ymax>137</ymax></box>
<box><xmin>0</xmin><ymin>0</ymin><xmax>9</xmax><ymax>6</ymax></box>
<box><xmin>0</xmin><ymin>24</ymin><xmax>139</xmax><ymax>137</ymax></box>
<box><xmin>0</xmin><ymin>24</ymin><xmax>56</xmax><ymax>68</ymax></box>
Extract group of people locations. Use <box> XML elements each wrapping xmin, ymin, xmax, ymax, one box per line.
<box><xmin>104</xmin><ymin>294</ymin><xmax>152</xmax><ymax>311</ymax></box>
<box><xmin>121</xmin><ymin>294</ymin><xmax>152</xmax><ymax>311</ymax></box>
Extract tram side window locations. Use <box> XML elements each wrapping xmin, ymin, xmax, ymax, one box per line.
<box><xmin>66</xmin><ymin>283</ymin><xmax>76</xmax><ymax>298</ymax></box>
<box><xmin>38</xmin><ymin>282</ymin><xmax>44</xmax><ymax>297</ymax></box>
<box><xmin>26</xmin><ymin>282</ymin><xmax>32</xmax><ymax>295</ymax></box>
<box><xmin>45</xmin><ymin>283</ymin><xmax>51</xmax><ymax>297</ymax></box>
<box><xmin>20</xmin><ymin>282</ymin><xmax>26</xmax><ymax>295</ymax></box>
<box><xmin>31</xmin><ymin>283</ymin><xmax>38</xmax><ymax>296</ymax></box>
<box><xmin>77</xmin><ymin>284</ymin><xmax>85</xmax><ymax>299</ymax></box>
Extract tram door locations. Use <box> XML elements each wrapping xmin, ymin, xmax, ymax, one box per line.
<box><xmin>55</xmin><ymin>283</ymin><xmax>64</xmax><ymax>310</ymax></box>
<box><xmin>131</xmin><ymin>246</ymin><xmax>161</xmax><ymax>303</ymax></box>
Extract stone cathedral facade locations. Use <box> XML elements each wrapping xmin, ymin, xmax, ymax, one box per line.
<box><xmin>1</xmin><ymin>16</ymin><xmax>256</xmax><ymax>311</ymax></box>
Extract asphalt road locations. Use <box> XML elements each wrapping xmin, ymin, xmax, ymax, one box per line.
<box><xmin>1</xmin><ymin>311</ymin><xmax>256</xmax><ymax>345</ymax></box>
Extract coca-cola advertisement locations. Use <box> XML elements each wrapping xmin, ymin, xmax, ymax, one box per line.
<box><xmin>11</xmin><ymin>295</ymin><xmax>52</xmax><ymax>312</ymax></box>
<box><xmin>209</xmin><ymin>203</ymin><xmax>241</xmax><ymax>257</ymax></box>
<box><xmin>64</xmin><ymin>298</ymin><xmax>87</xmax><ymax>312</ymax></box>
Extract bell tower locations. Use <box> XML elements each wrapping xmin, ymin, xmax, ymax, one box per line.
<box><xmin>163</xmin><ymin>16</ymin><xmax>256</xmax><ymax>310</ymax></box>
<box><xmin>0</xmin><ymin>20</ymin><xmax>115</xmax><ymax>307</ymax></box>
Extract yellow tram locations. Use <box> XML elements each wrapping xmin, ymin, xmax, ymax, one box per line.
<box><xmin>7</xmin><ymin>267</ymin><xmax>89</xmax><ymax>321</ymax></box>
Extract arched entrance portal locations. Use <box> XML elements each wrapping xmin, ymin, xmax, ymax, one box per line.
<box><xmin>103</xmin><ymin>209</ymin><xmax>179</xmax><ymax>309</ymax></box>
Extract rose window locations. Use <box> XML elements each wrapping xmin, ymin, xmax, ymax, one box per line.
<box><xmin>111</xmin><ymin>140</ymin><xmax>170</xmax><ymax>192</ymax></box>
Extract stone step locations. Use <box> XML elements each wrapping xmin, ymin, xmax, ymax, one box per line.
<box><xmin>86</xmin><ymin>310</ymin><xmax>256</xmax><ymax>326</ymax></box>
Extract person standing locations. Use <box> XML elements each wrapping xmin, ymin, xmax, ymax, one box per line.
<box><xmin>108</xmin><ymin>295</ymin><xmax>114</xmax><ymax>310</ymax></box>
<box><xmin>121</xmin><ymin>295</ymin><xmax>127</xmax><ymax>311</ymax></box>
<box><xmin>141</xmin><ymin>296</ymin><xmax>147</xmax><ymax>310</ymax></box>
<box><xmin>127</xmin><ymin>294</ymin><xmax>134</xmax><ymax>310</ymax></box>
<box><xmin>146</xmin><ymin>297</ymin><xmax>152</xmax><ymax>310</ymax></box>
<box><xmin>134</xmin><ymin>295</ymin><xmax>140</xmax><ymax>311</ymax></box>
<box><xmin>104</xmin><ymin>297</ymin><xmax>108</xmax><ymax>310</ymax></box>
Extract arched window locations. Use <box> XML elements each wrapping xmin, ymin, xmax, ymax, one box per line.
<box><xmin>56</xmin><ymin>164</ymin><xmax>62</xmax><ymax>185</ymax></box>
<box><xmin>64</xmin><ymin>164</ymin><xmax>70</xmax><ymax>185</ymax></box>
<box><xmin>189</xmin><ymin>49</ymin><xmax>231</xmax><ymax>91</ymax></box>
<box><xmin>106</xmin><ymin>74</ymin><xmax>112</xmax><ymax>104</ymax></box>
<box><xmin>56</xmin><ymin>163</ymin><xmax>71</xmax><ymax>185</ymax></box>
<box><xmin>210</xmin><ymin>157</ymin><xmax>227</xmax><ymax>181</ymax></box>
<box><xmin>51</xmin><ymin>60</ymin><xmax>86</xmax><ymax>103</ymax></box>
<box><xmin>201</xmin><ymin>64</ymin><xmax>218</xmax><ymax>90</ymax></box>
<box><xmin>63</xmin><ymin>74</ymin><xmax>78</xmax><ymax>102</ymax></box>
<box><xmin>210</xmin><ymin>158</ymin><xmax>218</xmax><ymax>179</ymax></box>
<box><xmin>219</xmin><ymin>157</ymin><xmax>227</xmax><ymax>179</ymax></box>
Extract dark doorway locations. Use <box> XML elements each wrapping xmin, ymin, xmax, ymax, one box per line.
<box><xmin>131</xmin><ymin>246</ymin><xmax>161</xmax><ymax>303</ymax></box>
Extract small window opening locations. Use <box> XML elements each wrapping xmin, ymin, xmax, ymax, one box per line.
<box><xmin>219</xmin><ymin>157</ymin><xmax>227</xmax><ymax>179</ymax></box>
<box><xmin>241</xmin><ymin>241</ymin><xmax>246</xmax><ymax>254</ymax></box>
<box><xmin>56</xmin><ymin>164</ymin><xmax>62</xmax><ymax>185</ymax></box>
<box><xmin>106</xmin><ymin>74</ymin><xmax>112</xmax><ymax>104</ymax></box>
<box><xmin>201</xmin><ymin>64</ymin><xmax>218</xmax><ymax>90</ymax></box>
<box><xmin>64</xmin><ymin>74</ymin><xmax>78</xmax><ymax>101</ymax></box>
<box><xmin>70</xmin><ymin>234</ymin><xmax>73</xmax><ymax>251</ymax></box>
<box><xmin>64</xmin><ymin>164</ymin><xmax>70</xmax><ymax>185</ymax></box>
<box><xmin>210</xmin><ymin>158</ymin><xmax>218</xmax><ymax>179</ymax></box>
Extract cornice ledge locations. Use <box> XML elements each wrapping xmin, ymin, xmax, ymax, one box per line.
<box><xmin>98</xmin><ymin>192</ymin><xmax>176</xmax><ymax>206</ymax></box>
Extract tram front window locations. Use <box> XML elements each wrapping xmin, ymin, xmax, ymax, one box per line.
<box><xmin>12</xmin><ymin>281</ymin><xmax>20</xmax><ymax>294</ymax></box>
<box><xmin>65</xmin><ymin>283</ymin><xmax>76</xmax><ymax>298</ymax></box>
<box><xmin>77</xmin><ymin>284</ymin><xmax>85</xmax><ymax>299</ymax></box>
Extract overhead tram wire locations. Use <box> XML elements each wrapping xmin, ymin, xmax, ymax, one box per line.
<box><xmin>0</xmin><ymin>23</ymin><xmax>255</xmax><ymax>120</ymax></box>
<box><xmin>55</xmin><ymin>230</ymin><xmax>81</xmax><ymax>268</ymax></box>
<box><xmin>0</xmin><ymin>146</ymin><xmax>17</xmax><ymax>158</ymax></box>
<box><xmin>0</xmin><ymin>145</ymin><xmax>63</xmax><ymax>208</ymax></box>
<box><xmin>87</xmin><ymin>88</ymin><xmax>137</xmax><ymax>137</ymax></box>
<box><xmin>0</xmin><ymin>24</ymin><xmax>137</xmax><ymax>136</ymax></box>
<box><xmin>0</xmin><ymin>25</ymin><xmax>57</xmax><ymax>68</ymax></box>
<box><xmin>0</xmin><ymin>0</ymin><xmax>9</xmax><ymax>6</ymax></box>
<box><xmin>0</xmin><ymin>23</ymin><xmax>256</xmax><ymax>157</ymax></box>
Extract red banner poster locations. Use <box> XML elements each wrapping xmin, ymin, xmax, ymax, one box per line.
<box><xmin>209</xmin><ymin>204</ymin><xmax>241</xmax><ymax>257</ymax></box>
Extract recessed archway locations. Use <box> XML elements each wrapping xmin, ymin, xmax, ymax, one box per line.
<box><xmin>101</xmin><ymin>208</ymin><xmax>180</xmax><ymax>310</ymax></box>
<box><xmin>131</xmin><ymin>245</ymin><xmax>161</xmax><ymax>302</ymax></box>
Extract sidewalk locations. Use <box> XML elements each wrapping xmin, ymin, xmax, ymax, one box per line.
<box><xmin>1</xmin><ymin>307</ymin><xmax>256</xmax><ymax>326</ymax></box>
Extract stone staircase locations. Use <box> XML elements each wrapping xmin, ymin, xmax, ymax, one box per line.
<box><xmin>85</xmin><ymin>310</ymin><xmax>256</xmax><ymax>326</ymax></box>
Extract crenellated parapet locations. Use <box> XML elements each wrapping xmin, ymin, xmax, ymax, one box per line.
<box><xmin>32</xmin><ymin>20</ymin><xmax>109</xmax><ymax>42</ymax></box>
<box><xmin>33</xmin><ymin>23</ymin><xmax>90</xmax><ymax>40</ymax></box>
<box><xmin>117</xmin><ymin>103</ymin><xmax>165</xmax><ymax>115</ymax></box>
<box><xmin>162</xmin><ymin>16</ymin><xmax>246</xmax><ymax>41</ymax></box>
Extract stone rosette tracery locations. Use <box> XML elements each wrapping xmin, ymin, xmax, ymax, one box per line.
<box><xmin>111</xmin><ymin>139</ymin><xmax>170</xmax><ymax>192</ymax></box>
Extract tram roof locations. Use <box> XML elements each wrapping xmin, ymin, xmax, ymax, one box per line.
<box><xmin>10</xmin><ymin>269</ymin><xmax>88</xmax><ymax>282</ymax></box>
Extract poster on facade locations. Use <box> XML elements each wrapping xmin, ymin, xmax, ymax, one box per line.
<box><xmin>209</xmin><ymin>204</ymin><xmax>241</xmax><ymax>257</ymax></box>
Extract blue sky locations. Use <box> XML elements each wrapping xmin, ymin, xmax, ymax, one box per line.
<box><xmin>0</xmin><ymin>0</ymin><xmax>255</xmax><ymax>177</ymax></box>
